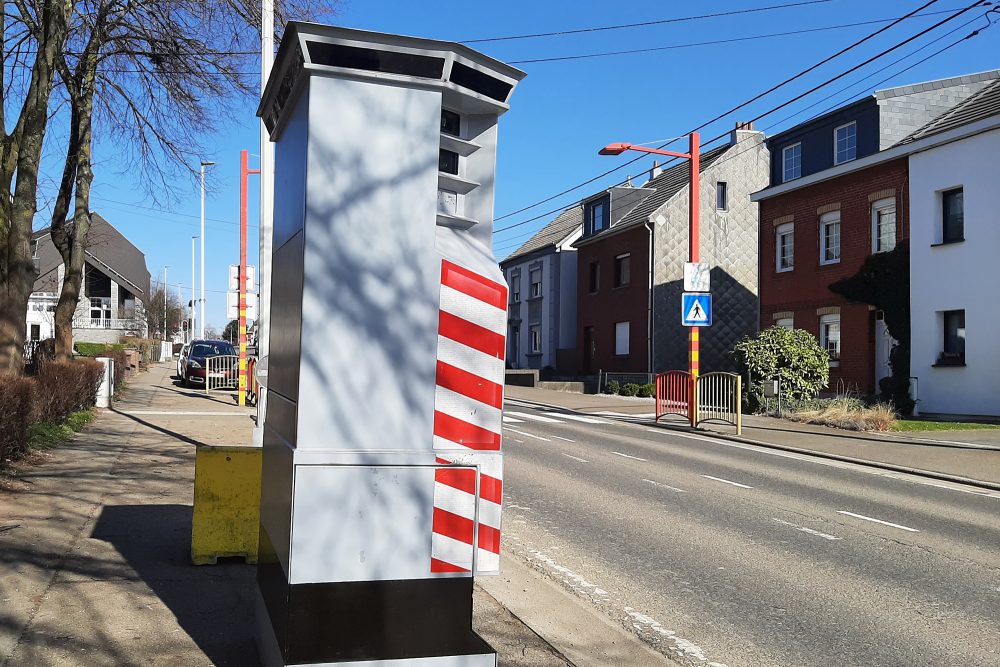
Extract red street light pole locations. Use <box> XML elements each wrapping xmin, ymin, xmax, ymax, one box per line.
<box><xmin>240</xmin><ymin>150</ymin><xmax>261</xmax><ymax>407</ymax></box>
<box><xmin>599</xmin><ymin>133</ymin><xmax>702</xmax><ymax>385</ymax></box>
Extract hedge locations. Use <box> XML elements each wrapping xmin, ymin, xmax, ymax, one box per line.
<box><xmin>75</xmin><ymin>344</ymin><xmax>129</xmax><ymax>394</ymax></box>
<box><xmin>0</xmin><ymin>359</ymin><xmax>105</xmax><ymax>466</ymax></box>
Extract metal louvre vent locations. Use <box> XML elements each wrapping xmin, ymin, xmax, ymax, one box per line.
<box><xmin>448</xmin><ymin>62</ymin><xmax>512</xmax><ymax>102</ymax></box>
<box><xmin>264</xmin><ymin>45</ymin><xmax>305</xmax><ymax>134</ymax></box>
<box><xmin>307</xmin><ymin>41</ymin><xmax>445</xmax><ymax>79</ymax></box>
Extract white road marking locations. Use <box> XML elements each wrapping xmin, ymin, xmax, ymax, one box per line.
<box><xmin>701</xmin><ymin>474</ymin><xmax>753</xmax><ymax>489</ymax></box>
<box><xmin>546</xmin><ymin>413</ymin><xmax>610</xmax><ymax>424</ymax></box>
<box><xmin>502</xmin><ymin>415</ymin><xmax>525</xmax><ymax>423</ymax></box>
<box><xmin>611</xmin><ymin>451</ymin><xmax>647</xmax><ymax>462</ymax></box>
<box><xmin>552</xmin><ymin>435</ymin><xmax>576</xmax><ymax>443</ymax></box>
<box><xmin>837</xmin><ymin>510</ymin><xmax>919</xmax><ymax>532</ymax></box>
<box><xmin>562</xmin><ymin>453</ymin><xmax>590</xmax><ymax>463</ymax></box>
<box><xmin>505</xmin><ymin>428</ymin><xmax>550</xmax><ymax>442</ymax></box>
<box><xmin>506</xmin><ymin>411</ymin><xmax>564</xmax><ymax>424</ymax></box>
<box><xmin>623</xmin><ymin>608</ymin><xmax>726</xmax><ymax>665</ymax></box>
<box><xmin>772</xmin><ymin>518</ymin><xmax>842</xmax><ymax>541</ymax></box>
<box><xmin>642</xmin><ymin>478</ymin><xmax>687</xmax><ymax>493</ymax></box>
<box><xmin>642</xmin><ymin>428</ymin><xmax>1000</xmax><ymax>500</ymax></box>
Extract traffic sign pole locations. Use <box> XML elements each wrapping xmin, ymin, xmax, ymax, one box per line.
<box><xmin>239</xmin><ymin>150</ymin><xmax>260</xmax><ymax>407</ymax></box>
<box><xmin>688</xmin><ymin>132</ymin><xmax>700</xmax><ymax>382</ymax></box>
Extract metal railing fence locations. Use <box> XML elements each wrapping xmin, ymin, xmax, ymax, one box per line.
<box><xmin>205</xmin><ymin>355</ymin><xmax>240</xmax><ymax>393</ymax></box>
<box><xmin>655</xmin><ymin>371</ymin><xmax>693</xmax><ymax>423</ymax></box>
<box><xmin>695</xmin><ymin>372</ymin><xmax>742</xmax><ymax>434</ymax></box>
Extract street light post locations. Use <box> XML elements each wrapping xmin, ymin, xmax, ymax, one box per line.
<box><xmin>199</xmin><ymin>161</ymin><xmax>215</xmax><ymax>339</ymax></box>
<box><xmin>599</xmin><ymin>133</ymin><xmax>702</xmax><ymax>384</ymax></box>
<box><xmin>162</xmin><ymin>265</ymin><xmax>170</xmax><ymax>340</ymax></box>
<box><xmin>191</xmin><ymin>236</ymin><xmax>198</xmax><ymax>343</ymax></box>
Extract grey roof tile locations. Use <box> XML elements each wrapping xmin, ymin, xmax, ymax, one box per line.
<box><xmin>501</xmin><ymin>204</ymin><xmax>583</xmax><ymax>263</ymax></box>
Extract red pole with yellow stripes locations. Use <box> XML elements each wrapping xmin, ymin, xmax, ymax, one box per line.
<box><xmin>688</xmin><ymin>133</ymin><xmax>700</xmax><ymax>426</ymax></box>
<box><xmin>239</xmin><ymin>150</ymin><xmax>260</xmax><ymax>407</ymax></box>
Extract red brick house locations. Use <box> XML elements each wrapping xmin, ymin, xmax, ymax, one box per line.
<box><xmin>752</xmin><ymin>71</ymin><xmax>998</xmax><ymax>393</ymax></box>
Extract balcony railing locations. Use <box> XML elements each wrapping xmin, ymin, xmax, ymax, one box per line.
<box><xmin>73</xmin><ymin>317</ymin><xmax>135</xmax><ymax>330</ymax></box>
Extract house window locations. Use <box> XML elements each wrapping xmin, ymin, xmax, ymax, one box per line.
<box><xmin>441</xmin><ymin>109</ymin><xmax>461</xmax><ymax>137</ymax></box>
<box><xmin>938</xmin><ymin>309</ymin><xmax>965</xmax><ymax>365</ymax></box>
<box><xmin>942</xmin><ymin>188</ymin><xmax>964</xmax><ymax>244</ymax></box>
<box><xmin>834</xmin><ymin>122</ymin><xmax>857</xmax><ymax>165</ymax></box>
<box><xmin>820</xmin><ymin>211</ymin><xmax>841</xmax><ymax>265</ymax></box>
<box><xmin>615</xmin><ymin>321</ymin><xmax>630</xmax><ymax>356</ymax></box>
<box><xmin>585</xmin><ymin>195</ymin><xmax>609</xmax><ymax>235</ymax></box>
<box><xmin>819</xmin><ymin>314</ymin><xmax>840</xmax><ymax>363</ymax></box>
<box><xmin>716</xmin><ymin>182</ymin><xmax>728</xmax><ymax>211</ymax></box>
<box><xmin>776</xmin><ymin>223</ymin><xmax>794</xmax><ymax>272</ymax></box>
<box><xmin>529</xmin><ymin>268</ymin><xmax>541</xmax><ymax>298</ymax></box>
<box><xmin>438</xmin><ymin>149</ymin><xmax>459</xmax><ymax>175</ymax></box>
<box><xmin>871</xmin><ymin>198</ymin><xmax>896</xmax><ymax>253</ymax></box>
<box><xmin>588</xmin><ymin>261</ymin><xmax>600</xmax><ymax>293</ymax></box>
<box><xmin>614</xmin><ymin>253</ymin><xmax>630</xmax><ymax>288</ymax></box>
<box><xmin>775</xmin><ymin>318</ymin><xmax>794</xmax><ymax>330</ymax></box>
<box><xmin>782</xmin><ymin>143</ymin><xmax>801</xmax><ymax>182</ymax></box>
<box><xmin>510</xmin><ymin>325</ymin><xmax>520</xmax><ymax>362</ymax></box>
<box><xmin>30</xmin><ymin>324</ymin><xmax>40</xmax><ymax>341</ymax></box>
<box><xmin>529</xmin><ymin>325</ymin><xmax>541</xmax><ymax>354</ymax></box>
<box><xmin>511</xmin><ymin>271</ymin><xmax>520</xmax><ymax>302</ymax></box>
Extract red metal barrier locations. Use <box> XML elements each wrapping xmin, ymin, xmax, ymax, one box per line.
<box><xmin>655</xmin><ymin>371</ymin><xmax>693</xmax><ymax>423</ymax></box>
<box><xmin>246</xmin><ymin>356</ymin><xmax>258</xmax><ymax>406</ymax></box>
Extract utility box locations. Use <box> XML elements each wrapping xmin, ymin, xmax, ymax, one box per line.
<box><xmin>256</xmin><ymin>23</ymin><xmax>524</xmax><ymax>667</ymax></box>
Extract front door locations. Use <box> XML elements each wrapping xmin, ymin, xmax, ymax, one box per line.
<box><xmin>874</xmin><ymin>314</ymin><xmax>895</xmax><ymax>390</ymax></box>
<box><xmin>582</xmin><ymin>326</ymin><xmax>596</xmax><ymax>374</ymax></box>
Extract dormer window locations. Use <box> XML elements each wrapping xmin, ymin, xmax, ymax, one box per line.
<box><xmin>834</xmin><ymin>122</ymin><xmax>856</xmax><ymax>165</ymax></box>
<box><xmin>782</xmin><ymin>143</ymin><xmax>801</xmax><ymax>182</ymax></box>
<box><xmin>584</xmin><ymin>195</ymin><xmax>610</xmax><ymax>235</ymax></box>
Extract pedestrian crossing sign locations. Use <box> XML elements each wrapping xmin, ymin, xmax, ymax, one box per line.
<box><xmin>681</xmin><ymin>292</ymin><xmax>712</xmax><ymax>327</ymax></box>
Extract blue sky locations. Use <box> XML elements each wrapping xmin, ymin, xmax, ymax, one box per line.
<box><xmin>39</xmin><ymin>0</ymin><xmax>999</xmax><ymax>330</ymax></box>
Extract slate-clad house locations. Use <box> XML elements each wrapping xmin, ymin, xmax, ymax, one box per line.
<box><xmin>500</xmin><ymin>205</ymin><xmax>582</xmax><ymax>373</ymax></box>
<box><xmin>28</xmin><ymin>213</ymin><xmax>150</xmax><ymax>344</ymax></box>
<box><xmin>574</xmin><ymin>123</ymin><xmax>768</xmax><ymax>375</ymax></box>
<box><xmin>753</xmin><ymin>70</ymin><xmax>1000</xmax><ymax>395</ymax></box>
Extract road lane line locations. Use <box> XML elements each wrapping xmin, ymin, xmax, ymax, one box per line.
<box><xmin>552</xmin><ymin>435</ymin><xmax>576</xmax><ymax>443</ymax></box>
<box><xmin>505</xmin><ymin>428</ymin><xmax>551</xmax><ymax>442</ymax></box>
<box><xmin>562</xmin><ymin>453</ymin><xmax>590</xmax><ymax>463</ymax></box>
<box><xmin>772</xmin><ymin>518</ymin><xmax>842</xmax><ymax>541</ymax></box>
<box><xmin>502</xmin><ymin>416</ymin><xmax>525</xmax><ymax>423</ymax></box>
<box><xmin>506</xmin><ymin>411</ymin><xmax>563</xmax><ymax>424</ymax></box>
<box><xmin>701</xmin><ymin>474</ymin><xmax>753</xmax><ymax>489</ymax></box>
<box><xmin>547</xmin><ymin>413</ymin><xmax>610</xmax><ymax>424</ymax></box>
<box><xmin>611</xmin><ymin>451</ymin><xmax>647</xmax><ymax>462</ymax></box>
<box><xmin>642</xmin><ymin>478</ymin><xmax>687</xmax><ymax>493</ymax></box>
<box><xmin>837</xmin><ymin>510</ymin><xmax>919</xmax><ymax>532</ymax></box>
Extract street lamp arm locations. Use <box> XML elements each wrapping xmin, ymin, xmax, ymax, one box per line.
<box><xmin>599</xmin><ymin>142</ymin><xmax>691</xmax><ymax>160</ymax></box>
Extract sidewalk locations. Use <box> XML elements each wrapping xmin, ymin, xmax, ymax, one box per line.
<box><xmin>505</xmin><ymin>386</ymin><xmax>1000</xmax><ymax>488</ymax></box>
<box><xmin>1</xmin><ymin>363</ymin><xmax>665</xmax><ymax>667</ymax></box>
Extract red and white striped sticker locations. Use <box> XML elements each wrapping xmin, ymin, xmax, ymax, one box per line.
<box><xmin>431</xmin><ymin>260</ymin><xmax>506</xmax><ymax>574</ymax></box>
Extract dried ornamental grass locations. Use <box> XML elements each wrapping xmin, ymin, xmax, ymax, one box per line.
<box><xmin>789</xmin><ymin>401</ymin><xmax>896</xmax><ymax>432</ymax></box>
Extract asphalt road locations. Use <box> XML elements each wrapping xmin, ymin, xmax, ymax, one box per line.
<box><xmin>498</xmin><ymin>399</ymin><xmax>1000</xmax><ymax>667</ymax></box>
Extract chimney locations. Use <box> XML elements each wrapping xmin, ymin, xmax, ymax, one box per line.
<box><xmin>648</xmin><ymin>160</ymin><xmax>663</xmax><ymax>182</ymax></box>
<box><xmin>731</xmin><ymin>121</ymin><xmax>757</xmax><ymax>146</ymax></box>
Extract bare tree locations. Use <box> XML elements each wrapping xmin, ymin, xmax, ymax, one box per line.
<box><xmin>46</xmin><ymin>0</ymin><xmax>339</xmax><ymax>361</ymax></box>
<box><xmin>1</xmin><ymin>0</ymin><xmax>75</xmax><ymax>374</ymax></box>
<box><xmin>144</xmin><ymin>281</ymin><xmax>183</xmax><ymax>340</ymax></box>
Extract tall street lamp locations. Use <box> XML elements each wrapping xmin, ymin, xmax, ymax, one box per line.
<box><xmin>162</xmin><ymin>265</ymin><xmax>170</xmax><ymax>340</ymax></box>
<box><xmin>199</xmin><ymin>160</ymin><xmax>215</xmax><ymax>339</ymax></box>
<box><xmin>599</xmin><ymin>133</ymin><xmax>702</xmax><ymax>380</ymax></box>
<box><xmin>191</xmin><ymin>236</ymin><xmax>198</xmax><ymax>342</ymax></box>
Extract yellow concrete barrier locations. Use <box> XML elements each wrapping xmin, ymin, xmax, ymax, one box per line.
<box><xmin>191</xmin><ymin>444</ymin><xmax>262</xmax><ymax>565</ymax></box>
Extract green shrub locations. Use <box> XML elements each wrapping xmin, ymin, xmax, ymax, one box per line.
<box><xmin>637</xmin><ymin>383</ymin><xmax>656</xmax><ymax>398</ymax></box>
<box><xmin>605</xmin><ymin>380</ymin><xmax>620</xmax><ymax>395</ymax></box>
<box><xmin>733</xmin><ymin>326</ymin><xmax>830</xmax><ymax>413</ymax></box>
<box><xmin>75</xmin><ymin>342</ymin><xmax>110</xmax><ymax>357</ymax></box>
<box><xmin>620</xmin><ymin>383</ymin><xmax>640</xmax><ymax>397</ymax></box>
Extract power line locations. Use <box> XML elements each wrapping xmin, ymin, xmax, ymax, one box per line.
<box><xmin>90</xmin><ymin>195</ymin><xmax>257</xmax><ymax>228</ymax></box>
<box><xmin>507</xmin><ymin>9</ymin><xmax>965</xmax><ymax>65</ymax></box>
<box><xmin>493</xmin><ymin>10</ymin><xmax>993</xmax><ymax>257</ymax></box>
<box><xmin>460</xmin><ymin>0</ymin><xmax>836</xmax><ymax>43</ymax></box>
<box><xmin>492</xmin><ymin>0</ymin><xmax>980</xmax><ymax>234</ymax></box>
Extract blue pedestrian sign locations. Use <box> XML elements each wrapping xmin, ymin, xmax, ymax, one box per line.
<box><xmin>681</xmin><ymin>292</ymin><xmax>712</xmax><ymax>327</ymax></box>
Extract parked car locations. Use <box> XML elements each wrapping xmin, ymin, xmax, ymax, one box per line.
<box><xmin>176</xmin><ymin>343</ymin><xmax>190</xmax><ymax>379</ymax></box>
<box><xmin>182</xmin><ymin>339</ymin><xmax>238</xmax><ymax>389</ymax></box>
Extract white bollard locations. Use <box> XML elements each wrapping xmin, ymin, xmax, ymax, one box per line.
<box><xmin>95</xmin><ymin>357</ymin><xmax>114</xmax><ymax>408</ymax></box>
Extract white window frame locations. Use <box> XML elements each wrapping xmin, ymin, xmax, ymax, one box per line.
<box><xmin>511</xmin><ymin>271</ymin><xmax>520</xmax><ymax>302</ymax></box>
<box><xmin>820</xmin><ymin>211</ymin><xmax>841</xmax><ymax>265</ymax></box>
<box><xmin>775</xmin><ymin>317</ymin><xmax>794</xmax><ymax>330</ymax></box>
<box><xmin>614</xmin><ymin>321</ymin><xmax>630</xmax><ymax>356</ymax></box>
<box><xmin>775</xmin><ymin>222</ymin><xmax>794</xmax><ymax>273</ymax></box>
<box><xmin>871</xmin><ymin>198</ymin><xmax>896</xmax><ymax>254</ymax></box>
<box><xmin>834</xmin><ymin>121</ymin><xmax>857</xmax><ymax>165</ymax></box>
<box><xmin>529</xmin><ymin>324</ymin><xmax>541</xmax><ymax>354</ymax></box>
<box><xmin>819</xmin><ymin>314</ymin><xmax>841</xmax><ymax>365</ymax></box>
<box><xmin>782</xmin><ymin>143</ymin><xmax>801</xmax><ymax>183</ymax></box>
<box><xmin>529</xmin><ymin>268</ymin><xmax>542</xmax><ymax>298</ymax></box>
